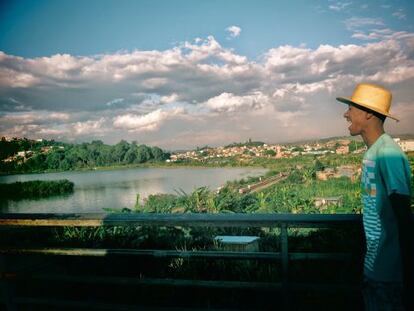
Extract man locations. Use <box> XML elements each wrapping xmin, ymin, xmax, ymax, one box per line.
<box><xmin>336</xmin><ymin>83</ymin><xmax>413</xmax><ymax>310</ymax></box>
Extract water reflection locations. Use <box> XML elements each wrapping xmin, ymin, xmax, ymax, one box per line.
<box><xmin>0</xmin><ymin>167</ymin><xmax>267</xmax><ymax>213</ymax></box>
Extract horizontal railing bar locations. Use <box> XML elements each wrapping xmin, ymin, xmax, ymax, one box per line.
<box><xmin>1</xmin><ymin>248</ymin><xmax>280</xmax><ymax>260</ymax></box>
<box><xmin>14</xmin><ymin>297</ymin><xmax>232</xmax><ymax>311</ymax></box>
<box><xmin>22</xmin><ymin>273</ymin><xmax>283</xmax><ymax>290</ymax></box>
<box><xmin>13</xmin><ymin>273</ymin><xmax>359</xmax><ymax>291</ymax></box>
<box><xmin>0</xmin><ymin>247</ymin><xmax>355</xmax><ymax>261</ymax></box>
<box><xmin>289</xmin><ymin>282</ymin><xmax>360</xmax><ymax>291</ymax></box>
<box><xmin>0</xmin><ymin>213</ymin><xmax>363</xmax><ymax>228</ymax></box>
<box><xmin>289</xmin><ymin>253</ymin><xmax>353</xmax><ymax>260</ymax></box>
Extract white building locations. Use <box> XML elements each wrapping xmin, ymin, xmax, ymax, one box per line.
<box><xmin>395</xmin><ymin>138</ymin><xmax>414</xmax><ymax>152</ymax></box>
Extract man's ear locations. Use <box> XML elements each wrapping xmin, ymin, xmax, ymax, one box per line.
<box><xmin>365</xmin><ymin>111</ymin><xmax>375</xmax><ymax>120</ymax></box>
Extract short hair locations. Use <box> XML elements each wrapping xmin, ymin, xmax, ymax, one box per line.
<box><xmin>352</xmin><ymin>103</ymin><xmax>386</xmax><ymax>123</ymax></box>
<box><xmin>373</xmin><ymin>111</ymin><xmax>386</xmax><ymax>123</ymax></box>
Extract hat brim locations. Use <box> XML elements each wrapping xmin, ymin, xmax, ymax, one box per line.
<box><xmin>336</xmin><ymin>97</ymin><xmax>399</xmax><ymax>121</ymax></box>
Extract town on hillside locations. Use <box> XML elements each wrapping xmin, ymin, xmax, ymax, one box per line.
<box><xmin>168</xmin><ymin>137</ymin><xmax>414</xmax><ymax>163</ymax></box>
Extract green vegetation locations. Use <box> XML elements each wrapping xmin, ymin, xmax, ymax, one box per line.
<box><xmin>0</xmin><ymin>179</ymin><xmax>74</xmax><ymax>200</ymax></box>
<box><xmin>348</xmin><ymin>140</ymin><xmax>365</xmax><ymax>152</ymax></box>
<box><xmin>225</xmin><ymin>139</ymin><xmax>265</xmax><ymax>148</ymax></box>
<box><xmin>0</xmin><ymin>138</ymin><xmax>170</xmax><ymax>174</ymax></box>
<box><xmin>131</xmin><ymin>168</ymin><xmax>361</xmax><ymax>215</ymax></box>
<box><xmin>263</xmin><ymin>149</ymin><xmax>276</xmax><ymax>156</ymax></box>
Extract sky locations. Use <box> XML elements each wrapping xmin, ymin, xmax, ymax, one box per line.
<box><xmin>0</xmin><ymin>0</ymin><xmax>413</xmax><ymax>150</ymax></box>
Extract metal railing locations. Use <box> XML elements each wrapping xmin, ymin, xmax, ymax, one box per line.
<box><xmin>0</xmin><ymin>213</ymin><xmax>363</xmax><ymax>310</ymax></box>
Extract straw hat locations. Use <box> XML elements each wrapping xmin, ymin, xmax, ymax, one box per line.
<box><xmin>336</xmin><ymin>83</ymin><xmax>398</xmax><ymax>121</ymax></box>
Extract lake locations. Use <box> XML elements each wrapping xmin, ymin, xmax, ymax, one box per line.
<box><xmin>0</xmin><ymin>167</ymin><xmax>267</xmax><ymax>213</ymax></box>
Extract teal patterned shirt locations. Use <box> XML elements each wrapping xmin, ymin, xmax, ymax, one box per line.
<box><xmin>361</xmin><ymin>133</ymin><xmax>411</xmax><ymax>282</ymax></box>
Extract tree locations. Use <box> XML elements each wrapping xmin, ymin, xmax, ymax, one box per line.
<box><xmin>264</xmin><ymin>150</ymin><xmax>276</xmax><ymax>157</ymax></box>
<box><xmin>292</xmin><ymin>146</ymin><xmax>304</xmax><ymax>152</ymax></box>
<box><xmin>24</xmin><ymin>154</ymin><xmax>47</xmax><ymax>172</ymax></box>
<box><xmin>113</xmin><ymin>140</ymin><xmax>130</xmax><ymax>163</ymax></box>
<box><xmin>124</xmin><ymin>147</ymin><xmax>137</xmax><ymax>164</ymax></box>
<box><xmin>86</xmin><ymin>140</ymin><xmax>104</xmax><ymax>166</ymax></box>
<box><xmin>135</xmin><ymin>145</ymin><xmax>153</xmax><ymax>163</ymax></box>
<box><xmin>46</xmin><ymin>150</ymin><xmax>65</xmax><ymax>169</ymax></box>
<box><xmin>74</xmin><ymin>145</ymin><xmax>89</xmax><ymax>167</ymax></box>
<box><xmin>314</xmin><ymin>158</ymin><xmax>325</xmax><ymax>171</ymax></box>
<box><xmin>151</xmin><ymin>147</ymin><xmax>165</xmax><ymax>161</ymax></box>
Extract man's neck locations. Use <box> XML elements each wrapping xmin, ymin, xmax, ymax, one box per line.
<box><xmin>362</xmin><ymin>128</ymin><xmax>385</xmax><ymax>148</ymax></box>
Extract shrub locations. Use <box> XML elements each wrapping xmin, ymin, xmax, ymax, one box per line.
<box><xmin>0</xmin><ymin>179</ymin><xmax>74</xmax><ymax>200</ymax></box>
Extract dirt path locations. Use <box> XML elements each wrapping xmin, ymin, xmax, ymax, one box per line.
<box><xmin>238</xmin><ymin>172</ymin><xmax>289</xmax><ymax>194</ymax></box>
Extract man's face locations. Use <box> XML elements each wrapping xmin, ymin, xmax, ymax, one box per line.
<box><xmin>343</xmin><ymin>104</ymin><xmax>367</xmax><ymax>136</ymax></box>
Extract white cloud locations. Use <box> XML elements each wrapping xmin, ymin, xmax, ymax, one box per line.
<box><xmin>329</xmin><ymin>2</ymin><xmax>352</xmax><ymax>12</ymax></box>
<box><xmin>49</xmin><ymin>112</ymin><xmax>71</xmax><ymax>121</ymax></box>
<box><xmin>113</xmin><ymin>108</ymin><xmax>185</xmax><ymax>132</ymax></box>
<box><xmin>344</xmin><ymin>17</ymin><xmax>384</xmax><ymax>31</ymax></box>
<box><xmin>226</xmin><ymin>26</ymin><xmax>242</xmax><ymax>38</ymax></box>
<box><xmin>351</xmin><ymin>28</ymin><xmax>414</xmax><ymax>41</ymax></box>
<box><xmin>0</xmin><ymin>69</ymin><xmax>39</xmax><ymax>88</ymax></box>
<box><xmin>368</xmin><ymin>66</ymin><xmax>414</xmax><ymax>84</ymax></box>
<box><xmin>141</xmin><ymin>78</ymin><xmax>168</xmax><ymax>89</ymax></box>
<box><xmin>204</xmin><ymin>92</ymin><xmax>268</xmax><ymax>112</ymax></box>
<box><xmin>392</xmin><ymin>9</ymin><xmax>406</xmax><ymax>20</ymax></box>
<box><xmin>351</xmin><ymin>29</ymin><xmax>391</xmax><ymax>40</ymax></box>
<box><xmin>0</xmin><ymin>111</ymin><xmax>70</xmax><ymax>124</ymax></box>
<box><xmin>72</xmin><ymin>118</ymin><xmax>106</xmax><ymax>135</ymax></box>
<box><xmin>264</xmin><ymin>38</ymin><xmax>414</xmax><ymax>85</ymax></box>
<box><xmin>160</xmin><ymin>93</ymin><xmax>179</xmax><ymax>104</ymax></box>
<box><xmin>37</xmin><ymin>128</ymin><xmax>67</xmax><ymax>136</ymax></box>
<box><xmin>106</xmin><ymin>98</ymin><xmax>124</xmax><ymax>106</ymax></box>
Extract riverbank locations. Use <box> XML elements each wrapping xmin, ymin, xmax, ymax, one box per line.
<box><xmin>0</xmin><ymin>159</ymin><xmax>269</xmax><ymax>176</ymax></box>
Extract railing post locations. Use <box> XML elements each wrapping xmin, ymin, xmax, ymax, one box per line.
<box><xmin>0</xmin><ymin>256</ymin><xmax>16</xmax><ymax>311</ymax></box>
<box><xmin>280</xmin><ymin>223</ymin><xmax>289</xmax><ymax>310</ymax></box>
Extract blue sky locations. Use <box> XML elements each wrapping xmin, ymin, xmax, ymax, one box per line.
<box><xmin>0</xmin><ymin>0</ymin><xmax>413</xmax><ymax>149</ymax></box>
<box><xmin>2</xmin><ymin>0</ymin><xmax>411</xmax><ymax>58</ymax></box>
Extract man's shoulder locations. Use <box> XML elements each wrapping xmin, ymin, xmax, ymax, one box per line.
<box><xmin>376</xmin><ymin>134</ymin><xmax>405</xmax><ymax>157</ymax></box>
<box><xmin>375</xmin><ymin>136</ymin><xmax>410</xmax><ymax>176</ymax></box>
